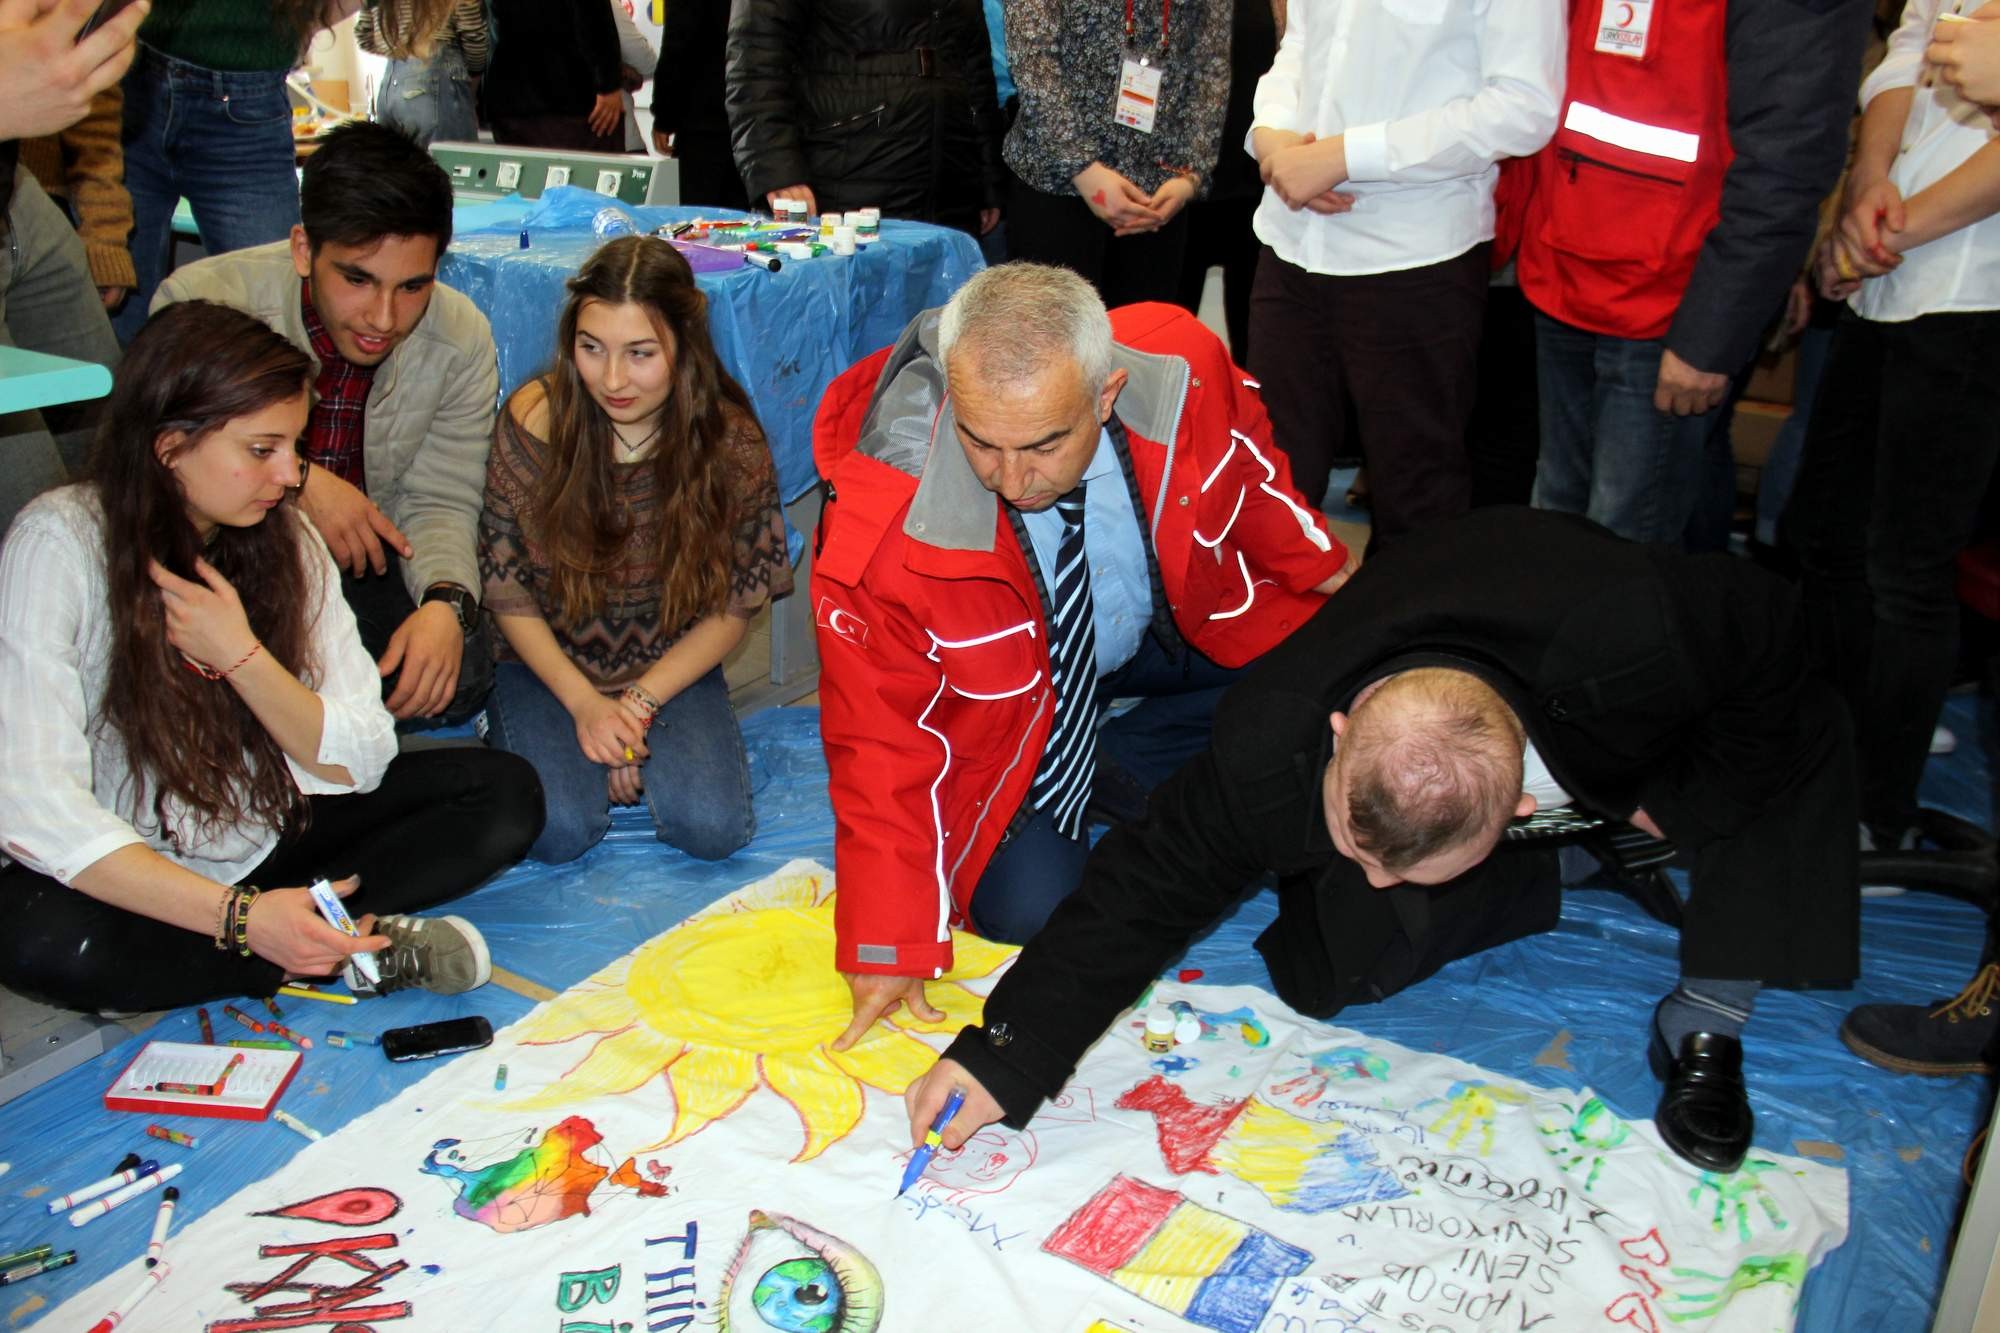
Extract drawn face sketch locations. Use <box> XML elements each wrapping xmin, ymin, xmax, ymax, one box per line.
<box><xmin>926</xmin><ymin>1126</ymin><xmax>1039</xmax><ymax>1196</ymax></box>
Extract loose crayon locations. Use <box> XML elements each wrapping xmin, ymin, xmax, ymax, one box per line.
<box><xmin>221</xmin><ymin>1003</ymin><xmax>265</xmax><ymax>1035</ymax></box>
<box><xmin>272</xmin><ymin>1109</ymin><xmax>322</xmax><ymax>1142</ymax></box>
<box><xmin>260</xmin><ymin>995</ymin><xmax>284</xmax><ymax>1021</ymax></box>
<box><xmin>196</xmin><ymin>1007</ymin><xmax>214</xmax><ymax>1044</ymax></box>
<box><xmin>0</xmin><ymin>1245</ymin><xmax>51</xmax><ymax>1271</ymax></box>
<box><xmin>228</xmin><ymin>1038</ymin><xmax>294</xmax><ymax>1050</ymax></box>
<box><xmin>276</xmin><ymin>985</ymin><xmax>355</xmax><ymax>1005</ymax></box>
<box><xmin>145</xmin><ymin>1125</ymin><xmax>198</xmax><ymax>1149</ymax></box>
<box><xmin>264</xmin><ymin>1021</ymin><xmax>313</xmax><ymax>1050</ymax></box>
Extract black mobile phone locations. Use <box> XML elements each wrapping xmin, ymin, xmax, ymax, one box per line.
<box><xmin>381</xmin><ymin>1015</ymin><xmax>494</xmax><ymax>1062</ymax></box>
<box><xmin>78</xmin><ymin>0</ymin><xmax>141</xmax><ymax>39</ymax></box>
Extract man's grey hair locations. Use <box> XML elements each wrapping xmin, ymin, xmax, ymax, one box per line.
<box><xmin>937</xmin><ymin>262</ymin><xmax>1114</xmax><ymax>397</ymax></box>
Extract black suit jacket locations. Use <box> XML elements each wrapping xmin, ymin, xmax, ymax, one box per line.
<box><xmin>945</xmin><ymin>507</ymin><xmax>1859</xmax><ymax>1125</ymax></box>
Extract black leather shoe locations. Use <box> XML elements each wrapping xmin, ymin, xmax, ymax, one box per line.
<box><xmin>1650</xmin><ymin>1029</ymin><xmax>1753</xmax><ymax>1173</ymax></box>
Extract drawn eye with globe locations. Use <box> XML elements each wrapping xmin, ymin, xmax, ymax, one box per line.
<box><xmin>717</xmin><ymin>1209</ymin><xmax>885</xmax><ymax>1333</ymax></box>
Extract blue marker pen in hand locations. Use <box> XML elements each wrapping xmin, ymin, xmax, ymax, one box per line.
<box><xmin>896</xmin><ymin>1087</ymin><xmax>967</xmax><ymax>1197</ymax></box>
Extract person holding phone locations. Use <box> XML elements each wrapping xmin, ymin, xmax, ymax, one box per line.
<box><xmin>478</xmin><ymin>235</ymin><xmax>791</xmax><ymax>865</ymax></box>
<box><xmin>0</xmin><ymin>300</ymin><xmax>545</xmax><ymax>1014</ymax></box>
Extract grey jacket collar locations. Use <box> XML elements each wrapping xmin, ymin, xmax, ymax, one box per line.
<box><xmin>852</xmin><ymin>310</ymin><xmax>1191</xmax><ymax>553</ymax></box>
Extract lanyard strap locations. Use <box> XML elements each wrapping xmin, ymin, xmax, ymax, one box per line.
<box><xmin>1124</xmin><ymin>0</ymin><xmax>1169</xmax><ymax>47</ymax></box>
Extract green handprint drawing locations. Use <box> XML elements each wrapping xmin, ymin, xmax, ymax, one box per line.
<box><xmin>1537</xmin><ymin>1095</ymin><xmax>1631</xmax><ymax>1190</ymax></box>
<box><xmin>1663</xmin><ymin>1253</ymin><xmax>1807</xmax><ymax>1322</ymax></box>
<box><xmin>1688</xmin><ymin>1159</ymin><xmax>1791</xmax><ymax>1242</ymax></box>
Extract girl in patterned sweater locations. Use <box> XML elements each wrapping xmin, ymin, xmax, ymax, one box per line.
<box><xmin>479</xmin><ymin>236</ymin><xmax>792</xmax><ymax>864</ymax></box>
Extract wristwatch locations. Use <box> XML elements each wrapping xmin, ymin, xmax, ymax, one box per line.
<box><xmin>421</xmin><ymin>583</ymin><xmax>479</xmax><ymax>635</ymax></box>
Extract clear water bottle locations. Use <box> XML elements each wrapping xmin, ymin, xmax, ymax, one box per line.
<box><xmin>592</xmin><ymin>207</ymin><xmax>640</xmax><ymax>240</ymax></box>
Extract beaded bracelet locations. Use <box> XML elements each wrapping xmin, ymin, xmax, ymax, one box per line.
<box><xmin>184</xmin><ymin>642</ymin><xmax>264</xmax><ymax>682</ymax></box>
<box><xmin>222</xmin><ymin>885</ymin><xmax>260</xmax><ymax>958</ymax></box>
<box><xmin>620</xmin><ymin>683</ymin><xmax>660</xmax><ymax>727</ymax></box>
<box><xmin>212</xmin><ymin>887</ymin><xmax>234</xmax><ymax>951</ymax></box>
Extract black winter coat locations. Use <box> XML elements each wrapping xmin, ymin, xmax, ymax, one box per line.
<box><xmin>942</xmin><ymin>507</ymin><xmax>1862</xmax><ymax>1126</ymax></box>
<box><xmin>723</xmin><ymin>0</ymin><xmax>1003</xmax><ymax>232</ymax></box>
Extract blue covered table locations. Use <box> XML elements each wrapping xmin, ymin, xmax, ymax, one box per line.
<box><xmin>441</xmin><ymin>188</ymin><xmax>985</xmax><ymax>507</ymax></box>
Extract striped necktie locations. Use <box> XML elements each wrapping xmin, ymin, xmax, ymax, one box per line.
<box><xmin>1032</xmin><ymin>484</ymin><xmax>1099</xmax><ymax>838</ymax></box>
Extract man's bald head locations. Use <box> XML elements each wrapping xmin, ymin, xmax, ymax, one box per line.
<box><xmin>1333</xmin><ymin>669</ymin><xmax>1527</xmax><ymax>879</ymax></box>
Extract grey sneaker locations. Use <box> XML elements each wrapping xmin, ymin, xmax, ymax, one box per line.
<box><xmin>348</xmin><ymin>915</ymin><xmax>492</xmax><ymax>997</ymax></box>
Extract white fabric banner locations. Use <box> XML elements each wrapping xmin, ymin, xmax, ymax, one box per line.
<box><xmin>46</xmin><ymin>859</ymin><xmax>1846</xmax><ymax>1332</ymax></box>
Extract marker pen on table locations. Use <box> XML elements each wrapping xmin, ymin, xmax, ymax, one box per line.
<box><xmin>86</xmin><ymin>1260</ymin><xmax>170</xmax><ymax>1332</ymax></box>
<box><xmin>896</xmin><ymin>1086</ymin><xmax>966</xmax><ymax>1197</ymax></box>
<box><xmin>145</xmin><ymin>1186</ymin><xmax>178</xmax><ymax>1266</ymax></box>
<box><xmin>44</xmin><ymin>1155</ymin><xmax>147</xmax><ymax>1214</ymax></box>
<box><xmin>69</xmin><ymin>1162</ymin><xmax>183</xmax><ymax>1228</ymax></box>
<box><xmin>0</xmin><ymin>1250</ymin><xmax>75</xmax><ymax>1287</ymax></box>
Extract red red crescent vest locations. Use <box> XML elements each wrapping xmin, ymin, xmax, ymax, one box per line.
<box><xmin>1515</xmin><ymin>0</ymin><xmax>1734</xmax><ymax>340</ymax></box>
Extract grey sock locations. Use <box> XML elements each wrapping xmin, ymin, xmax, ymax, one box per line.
<box><xmin>1656</xmin><ymin>976</ymin><xmax>1762</xmax><ymax>1049</ymax></box>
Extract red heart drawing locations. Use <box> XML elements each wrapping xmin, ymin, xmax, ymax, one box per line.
<box><xmin>1621</xmin><ymin>1228</ymin><xmax>1672</xmax><ymax>1267</ymax></box>
<box><xmin>1605</xmin><ymin>1292</ymin><xmax>1660</xmax><ymax>1332</ymax></box>
<box><xmin>1619</xmin><ymin>1265</ymin><xmax>1664</xmax><ymax>1299</ymax></box>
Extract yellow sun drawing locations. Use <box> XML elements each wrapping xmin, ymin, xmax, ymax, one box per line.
<box><xmin>504</xmin><ymin>860</ymin><xmax>1017</xmax><ymax>1162</ymax></box>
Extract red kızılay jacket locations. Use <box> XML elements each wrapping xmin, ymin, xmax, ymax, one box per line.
<box><xmin>811</xmin><ymin>301</ymin><xmax>1349</xmax><ymax>978</ymax></box>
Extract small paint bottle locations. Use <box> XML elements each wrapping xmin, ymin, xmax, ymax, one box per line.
<box><xmin>1169</xmin><ymin>1000</ymin><xmax>1202</xmax><ymax>1045</ymax></box>
<box><xmin>831</xmin><ymin>226</ymin><xmax>857</xmax><ymax>256</ymax></box>
<box><xmin>856</xmin><ymin>208</ymin><xmax>881</xmax><ymax>244</ymax></box>
<box><xmin>1142</xmin><ymin>1006</ymin><xmax>1177</xmax><ymax>1054</ymax></box>
<box><xmin>820</xmin><ymin>210</ymin><xmax>840</xmax><ymax>240</ymax></box>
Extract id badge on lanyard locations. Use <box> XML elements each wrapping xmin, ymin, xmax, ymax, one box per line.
<box><xmin>1113</xmin><ymin>0</ymin><xmax>1169</xmax><ymax>133</ymax></box>
<box><xmin>1594</xmin><ymin>0</ymin><xmax>1654</xmax><ymax>58</ymax></box>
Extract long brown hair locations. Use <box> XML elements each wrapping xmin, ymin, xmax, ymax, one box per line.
<box><xmin>93</xmin><ymin>301</ymin><xmax>319</xmax><ymax>849</ymax></box>
<box><xmin>532</xmin><ymin>235</ymin><xmax>755</xmax><ymax>629</ymax></box>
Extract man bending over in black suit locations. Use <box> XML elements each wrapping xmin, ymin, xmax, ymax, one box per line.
<box><xmin>901</xmin><ymin>506</ymin><xmax>1861</xmax><ymax>1174</ymax></box>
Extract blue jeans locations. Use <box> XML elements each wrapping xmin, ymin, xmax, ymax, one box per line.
<box><xmin>968</xmin><ymin>634</ymin><xmax>1243</xmax><ymax>943</ymax></box>
<box><xmin>115</xmin><ymin>46</ymin><xmax>302</xmax><ymax>343</ymax></box>
<box><xmin>1530</xmin><ymin>311</ymin><xmax>1719</xmax><ymax>546</ymax></box>
<box><xmin>483</xmin><ymin>661</ymin><xmax>755</xmax><ymax>864</ymax></box>
<box><xmin>376</xmin><ymin>45</ymin><xmax>478</xmax><ymax>148</ymax></box>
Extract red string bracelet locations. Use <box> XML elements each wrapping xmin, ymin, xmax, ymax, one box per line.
<box><xmin>183</xmin><ymin>642</ymin><xmax>264</xmax><ymax>681</ymax></box>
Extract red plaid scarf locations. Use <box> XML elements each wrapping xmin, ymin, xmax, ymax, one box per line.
<box><xmin>301</xmin><ymin>280</ymin><xmax>377</xmax><ymax>491</ymax></box>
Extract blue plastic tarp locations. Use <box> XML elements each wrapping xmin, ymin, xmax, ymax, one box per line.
<box><xmin>1</xmin><ymin>702</ymin><xmax>1989</xmax><ymax>1329</ymax></box>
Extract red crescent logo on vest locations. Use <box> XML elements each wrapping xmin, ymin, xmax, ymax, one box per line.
<box><xmin>1617</xmin><ymin>2</ymin><xmax>1635</xmax><ymax>24</ymax></box>
<box><xmin>816</xmin><ymin>596</ymin><xmax>870</xmax><ymax>648</ymax></box>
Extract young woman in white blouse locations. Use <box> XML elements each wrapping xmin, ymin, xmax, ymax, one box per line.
<box><xmin>0</xmin><ymin>301</ymin><xmax>544</xmax><ymax>1013</ymax></box>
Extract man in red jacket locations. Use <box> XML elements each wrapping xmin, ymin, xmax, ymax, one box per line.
<box><xmin>812</xmin><ymin>263</ymin><xmax>1354</xmax><ymax>1050</ymax></box>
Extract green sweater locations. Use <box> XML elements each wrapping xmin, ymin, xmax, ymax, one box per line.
<box><xmin>141</xmin><ymin>0</ymin><xmax>300</xmax><ymax>72</ymax></box>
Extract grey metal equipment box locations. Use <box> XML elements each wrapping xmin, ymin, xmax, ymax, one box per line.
<box><xmin>429</xmin><ymin>142</ymin><xmax>680</xmax><ymax>206</ymax></box>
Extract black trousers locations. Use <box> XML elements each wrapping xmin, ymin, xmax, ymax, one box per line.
<box><xmin>1466</xmin><ymin>284</ymin><xmax>1542</xmax><ymax>509</ymax></box>
<box><xmin>1005</xmin><ymin>166</ymin><xmax>1190</xmax><ymax>307</ymax></box>
<box><xmin>1173</xmin><ymin>194</ymin><xmax>1259</xmax><ymax>361</ymax></box>
<box><xmin>1784</xmin><ymin>307</ymin><xmax>2000</xmax><ymax>836</ymax></box>
<box><xmin>0</xmin><ymin>747</ymin><xmax>545</xmax><ymax>1012</ymax></box>
<box><xmin>341</xmin><ymin>553</ymin><xmax>494</xmax><ymax>730</ymax></box>
<box><xmin>489</xmin><ymin>113</ymin><xmax>624</xmax><ymax>154</ymax></box>
<box><xmin>1248</xmin><ymin>243</ymin><xmax>1488</xmax><ymax>541</ymax></box>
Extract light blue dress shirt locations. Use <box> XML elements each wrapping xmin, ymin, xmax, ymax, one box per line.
<box><xmin>1018</xmin><ymin>428</ymin><xmax>1149</xmax><ymax>680</ymax></box>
